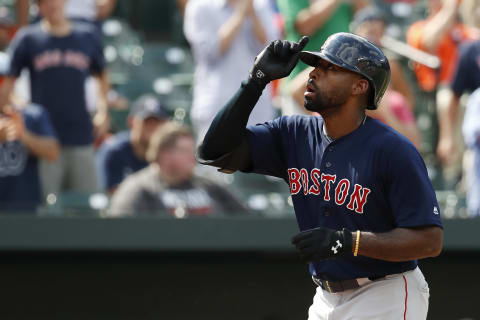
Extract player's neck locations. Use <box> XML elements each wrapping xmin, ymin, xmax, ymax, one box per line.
<box><xmin>41</xmin><ymin>18</ymin><xmax>72</xmax><ymax>37</ymax></box>
<box><xmin>322</xmin><ymin>110</ymin><xmax>367</xmax><ymax>140</ymax></box>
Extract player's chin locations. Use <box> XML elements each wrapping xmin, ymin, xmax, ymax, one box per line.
<box><xmin>304</xmin><ymin>99</ymin><xmax>319</xmax><ymax>112</ymax></box>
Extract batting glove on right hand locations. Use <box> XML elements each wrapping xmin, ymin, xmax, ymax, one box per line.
<box><xmin>291</xmin><ymin>227</ymin><xmax>353</xmax><ymax>263</ymax></box>
<box><xmin>249</xmin><ymin>36</ymin><xmax>309</xmax><ymax>87</ymax></box>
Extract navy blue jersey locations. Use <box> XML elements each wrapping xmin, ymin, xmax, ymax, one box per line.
<box><xmin>7</xmin><ymin>22</ymin><xmax>105</xmax><ymax>146</ymax></box>
<box><xmin>96</xmin><ymin>131</ymin><xmax>148</xmax><ymax>191</ymax></box>
<box><xmin>451</xmin><ymin>40</ymin><xmax>480</xmax><ymax>96</ymax></box>
<box><xmin>246</xmin><ymin>115</ymin><xmax>442</xmax><ymax>280</ymax></box>
<box><xmin>0</xmin><ymin>104</ymin><xmax>57</xmax><ymax>212</ymax></box>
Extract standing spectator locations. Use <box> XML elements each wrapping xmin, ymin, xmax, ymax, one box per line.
<box><xmin>407</xmin><ymin>0</ymin><xmax>477</xmax><ymax>93</ymax></box>
<box><xmin>183</xmin><ymin>0</ymin><xmax>280</xmax><ymax>141</ymax></box>
<box><xmin>276</xmin><ymin>0</ymin><xmax>366</xmax><ymax>115</ymax></box>
<box><xmin>97</xmin><ymin>94</ymin><xmax>169</xmax><ymax>195</ymax></box>
<box><xmin>1</xmin><ymin>0</ymin><xmax>110</xmax><ymax>197</ymax></box>
<box><xmin>108</xmin><ymin>122</ymin><xmax>247</xmax><ymax>217</ymax></box>
<box><xmin>0</xmin><ymin>94</ymin><xmax>59</xmax><ymax>212</ymax></box>
<box><xmin>462</xmin><ymin>88</ymin><xmax>480</xmax><ymax>216</ymax></box>
<box><xmin>436</xmin><ymin>39</ymin><xmax>480</xmax><ymax>164</ymax></box>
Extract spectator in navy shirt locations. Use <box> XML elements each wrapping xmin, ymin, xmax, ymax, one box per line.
<box><xmin>0</xmin><ymin>94</ymin><xmax>59</xmax><ymax>212</ymax></box>
<box><xmin>437</xmin><ymin>39</ymin><xmax>480</xmax><ymax>165</ymax></box>
<box><xmin>0</xmin><ymin>0</ymin><xmax>110</xmax><ymax>198</ymax></box>
<box><xmin>97</xmin><ymin>94</ymin><xmax>169</xmax><ymax>194</ymax></box>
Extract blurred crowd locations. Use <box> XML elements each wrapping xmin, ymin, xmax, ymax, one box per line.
<box><xmin>0</xmin><ymin>0</ymin><xmax>479</xmax><ymax>218</ymax></box>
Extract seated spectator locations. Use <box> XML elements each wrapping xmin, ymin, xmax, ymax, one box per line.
<box><xmin>97</xmin><ymin>94</ymin><xmax>169</xmax><ymax>194</ymax></box>
<box><xmin>351</xmin><ymin>7</ymin><xmax>422</xmax><ymax>150</ymax></box>
<box><xmin>0</xmin><ymin>95</ymin><xmax>59</xmax><ymax>212</ymax></box>
<box><xmin>350</xmin><ymin>6</ymin><xmax>415</xmax><ymax>110</ymax></box>
<box><xmin>108</xmin><ymin>122</ymin><xmax>247</xmax><ymax>217</ymax></box>
<box><xmin>462</xmin><ymin>88</ymin><xmax>480</xmax><ymax>216</ymax></box>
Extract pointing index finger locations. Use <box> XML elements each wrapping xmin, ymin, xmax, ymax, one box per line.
<box><xmin>292</xmin><ymin>36</ymin><xmax>310</xmax><ymax>52</ymax></box>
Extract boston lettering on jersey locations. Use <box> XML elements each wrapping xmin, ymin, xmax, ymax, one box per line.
<box><xmin>287</xmin><ymin>168</ymin><xmax>371</xmax><ymax>214</ymax></box>
<box><xmin>34</xmin><ymin>49</ymin><xmax>90</xmax><ymax>72</ymax></box>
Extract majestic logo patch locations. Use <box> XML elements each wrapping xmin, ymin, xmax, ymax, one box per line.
<box><xmin>287</xmin><ymin>168</ymin><xmax>371</xmax><ymax>214</ymax></box>
<box><xmin>433</xmin><ymin>206</ymin><xmax>439</xmax><ymax>215</ymax></box>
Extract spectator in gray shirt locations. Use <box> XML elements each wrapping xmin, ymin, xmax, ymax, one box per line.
<box><xmin>108</xmin><ymin>122</ymin><xmax>247</xmax><ymax>217</ymax></box>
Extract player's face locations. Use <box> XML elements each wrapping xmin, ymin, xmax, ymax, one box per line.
<box><xmin>304</xmin><ymin>59</ymin><xmax>360</xmax><ymax>112</ymax></box>
<box><xmin>156</xmin><ymin>136</ymin><xmax>196</xmax><ymax>185</ymax></box>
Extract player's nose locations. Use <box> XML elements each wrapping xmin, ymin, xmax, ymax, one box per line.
<box><xmin>308</xmin><ymin>69</ymin><xmax>318</xmax><ymax>81</ymax></box>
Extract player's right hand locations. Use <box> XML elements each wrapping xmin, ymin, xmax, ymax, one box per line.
<box><xmin>249</xmin><ymin>36</ymin><xmax>309</xmax><ymax>87</ymax></box>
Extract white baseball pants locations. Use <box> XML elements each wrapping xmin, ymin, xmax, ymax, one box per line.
<box><xmin>308</xmin><ymin>267</ymin><xmax>429</xmax><ymax>320</ymax></box>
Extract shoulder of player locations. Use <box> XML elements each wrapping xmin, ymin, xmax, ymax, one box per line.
<box><xmin>365</xmin><ymin>117</ymin><xmax>417</xmax><ymax>152</ymax></box>
<box><xmin>276</xmin><ymin>114</ymin><xmax>320</xmax><ymax>129</ymax></box>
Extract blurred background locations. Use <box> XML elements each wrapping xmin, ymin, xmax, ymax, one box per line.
<box><xmin>0</xmin><ymin>0</ymin><xmax>478</xmax><ymax>319</ymax></box>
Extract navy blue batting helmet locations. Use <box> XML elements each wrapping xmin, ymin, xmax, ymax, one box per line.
<box><xmin>299</xmin><ymin>32</ymin><xmax>390</xmax><ymax>110</ymax></box>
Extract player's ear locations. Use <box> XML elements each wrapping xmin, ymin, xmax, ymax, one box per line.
<box><xmin>351</xmin><ymin>78</ymin><xmax>369</xmax><ymax>97</ymax></box>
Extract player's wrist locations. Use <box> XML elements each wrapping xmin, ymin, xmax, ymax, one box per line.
<box><xmin>339</xmin><ymin>228</ymin><xmax>353</xmax><ymax>255</ymax></box>
<box><xmin>247</xmin><ymin>74</ymin><xmax>268</xmax><ymax>91</ymax></box>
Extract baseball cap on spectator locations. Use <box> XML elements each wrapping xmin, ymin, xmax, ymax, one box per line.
<box><xmin>349</xmin><ymin>6</ymin><xmax>387</xmax><ymax>33</ymax></box>
<box><xmin>129</xmin><ymin>94</ymin><xmax>169</xmax><ymax>120</ymax></box>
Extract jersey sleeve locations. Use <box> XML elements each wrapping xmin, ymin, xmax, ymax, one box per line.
<box><xmin>384</xmin><ymin>139</ymin><xmax>443</xmax><ymax>228</ymax></box>
<box><xmin>245</xmin><ymin>117</ymin><xmax>288</xmax><ymax>180</ymax></box>
<box><xmin>6</xmin><ymin>27</ymin><xmax>29</xmax><ymax>77</ymax></box>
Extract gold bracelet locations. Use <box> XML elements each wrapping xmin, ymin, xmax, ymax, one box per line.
<box><xmin>354</xmin><ymin>230</ymin><xmax>360</xmax><ymax>257</ymax></box>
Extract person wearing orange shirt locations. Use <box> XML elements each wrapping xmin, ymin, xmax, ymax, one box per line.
<box><xmin>407</xmin><ymin>0</ymin><xmax>478</xmax><ymax>185</ymax></box>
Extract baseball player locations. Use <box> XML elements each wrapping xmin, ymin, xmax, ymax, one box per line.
<box><xmin>197</xmin><ymin>33</ymin><xmax>443</xmax><ymax>319</ymax></box>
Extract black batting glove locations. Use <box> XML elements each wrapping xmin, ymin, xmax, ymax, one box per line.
<box><xmin>249</xmin><ymin>36</ymin><xmax>309</xmax><ymax>87</ymax></box>
<box><xmin>291</xmin><ymin>227</ymin><xmax>353</xmax><ymax>263</ymax></box>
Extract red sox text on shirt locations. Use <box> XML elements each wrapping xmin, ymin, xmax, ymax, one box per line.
<box><xmin>287</xmin><ymin>168</ymin><xmax>371</xmax><ymax>214</ymax></box>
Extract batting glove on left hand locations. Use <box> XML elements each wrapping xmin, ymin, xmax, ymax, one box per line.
<box><xmin>291</xmin><ymin>227</ymin><xmax>353</xmax><ymax>262</ymax></box>
<box><xmin>249</xmin><ymin>36</ymin><xmax>309</xmax><ymax>87</ymax></box>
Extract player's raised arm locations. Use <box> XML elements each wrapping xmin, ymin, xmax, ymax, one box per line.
<box><xmin>197</xmin><ymin>36</ymin><xmax>309</xmax><ymax>172</ymax></box>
